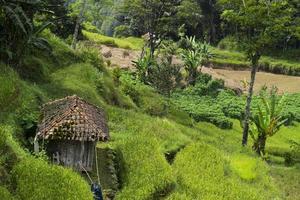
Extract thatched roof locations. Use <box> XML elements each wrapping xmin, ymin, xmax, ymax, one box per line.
<box><xmin>36</xmin><ymin>95</ymin><xmax>109</xmax><ymax>142</ymax></box>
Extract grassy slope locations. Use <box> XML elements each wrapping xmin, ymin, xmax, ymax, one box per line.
<box><xmin>1</xmin><ymin>31</ymin><xmax>300</xmax><ymax>199</ymax></box>
<box><xmin>83</xmin><ymin>30</ymin><xmax>144</xmax><ymax>50</ymax></box>
<box><xmin>108</xmin><ymin>106</ymin><xmax>300</xmax><ymax>199</ymax></box>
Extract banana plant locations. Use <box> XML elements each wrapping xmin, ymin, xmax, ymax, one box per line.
<box><xmin>0</xmin><ymin>0</ymin><xmax>52</xmax><ymax>66</ymax></box>
<box><xmin>181</xmin><ymin>37</ymin><xmax>213</xmax><ymax>85</ymax></box>
<box><xmin>132</xmin><ymin>52</ymin><xmax>155</xmax><ymax>84</ymax></box>
<box><xmin>249</xmin><ymin>86</ymin><xmax>287</xmax><ymax>156</ymax></box>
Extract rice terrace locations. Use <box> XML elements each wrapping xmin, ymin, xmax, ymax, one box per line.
<box><xmin>0</xmin><ymin>0</ymin><xmax>300</xmax><ymax>200</ymax></box>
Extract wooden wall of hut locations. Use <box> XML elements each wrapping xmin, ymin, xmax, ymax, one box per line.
<box><xmin>46</xmin><ymin>140</ymin><xmax>96</xmax><ymax>171</ymax></box>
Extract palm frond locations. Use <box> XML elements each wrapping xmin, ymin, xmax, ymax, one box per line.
<box><xmin>3</xmin><ymin>5</ymin><xmax>27</xmax><ymax>34</ymax></box>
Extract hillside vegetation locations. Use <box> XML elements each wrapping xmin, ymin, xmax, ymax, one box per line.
<box><xmin>1</xmin><ymin>31</ymin><xmax>299</xmax><ymax>199</ymax></box>
<box><xmin>82</xmin><ymin>31</ymin><xmax>300</xmax><ymax>76</ymax></box>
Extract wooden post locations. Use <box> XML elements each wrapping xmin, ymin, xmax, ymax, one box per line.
<box><xmin>80</xmin><ymin>139</ymin><xmax>85</xmax><ymax>169</ymax></box>
<box><xmin>34</xmin><ymin>135</ymin><xmax>39</xmax><ymax>154</ymax></box>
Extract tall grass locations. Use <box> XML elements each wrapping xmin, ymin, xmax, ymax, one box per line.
<box><xmin>13</xmin><ymin>157</ymin><xmax>93</xmax><ymax>200</ymax></box>
<box><xmin>114</xmin><ymin>136</ymin><xmax>174</xmax><ymax>200</ymax></box>
<box><xmin>168</xmin><ymin>142</ymin><xmax>279</xmax><ymax>200</ymax></box>
<box><xmin>83</xmin><ymin>30</ymin><xmax>144</xmax><ymax>50</ymax></box>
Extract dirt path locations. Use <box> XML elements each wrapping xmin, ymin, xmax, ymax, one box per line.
<box><xmin>99</xmin><ymin>45</ymin><xmax>300</xmax><ymax>93</ymax></box>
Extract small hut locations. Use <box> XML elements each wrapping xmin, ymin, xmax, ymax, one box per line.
<box><xmin>34</xmin><ymin>95</ymin><xmax>109</xmax><ymax>171</ymax></box>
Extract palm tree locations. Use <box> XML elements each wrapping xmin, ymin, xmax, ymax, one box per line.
<box><xmin>249</xmin><ymin>86</ymin><xmax>287</xmax><ymax>156</ymax></box>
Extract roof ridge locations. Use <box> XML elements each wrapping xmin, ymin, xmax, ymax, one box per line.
<box><xmin>37</xmin><ymin>95</ymin><xmax>109</xmax><ymax>141</ymax></box>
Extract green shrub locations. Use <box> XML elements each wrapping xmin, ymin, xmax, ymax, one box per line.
<box><xmin>21</xmin><ymin>56</ymin><xmax>51</xmax><ymax>82</ymax></box>
<box><xmin>148</xmin><ymin>57</ymin><xmax>183</xmax><ymax>96</ymax></box>
<box><xmin>172</xmin><ymin>84</ymin><xmax>233</xmax><ymax>129</ymax></box>
<box><xmin>113</xmin><ymin>25</ymin><xmax>132</xmax><ymax>38</ymax></box>
<box><xmin>120</xmin><ymin>73</ymin><xmax>168</xmax><ymax>116</ymax></box>
<box><xmin>75</xmin><ymin>46</ymin><xmax>105</xmax><ymax>71</ymax></box>
<box><xmin>83</xmin><ymin>21</ymin><xmax>101</xmax><ymax>33</ymax></box>
<box><xmin>217</xmin><ymin>35</ymin><xmax>241</xmax><ymax>51</ymax></box>
<box><xmin>42</xmin><ymin>30</ymin><xmax>80</xmax><ymax>67</ymax></box>
<box><xmin>13</xmin><ymin>157</ymin><xmax>93</xmax><ymax>200</ymax></box>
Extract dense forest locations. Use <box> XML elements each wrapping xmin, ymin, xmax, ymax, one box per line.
<box><xmin>0</xmin><ymin>0</ymin><xmax>300</xmax><ymax>199</ymax></box>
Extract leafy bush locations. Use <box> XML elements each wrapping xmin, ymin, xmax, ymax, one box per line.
<box><xmin>83</xmin><ymin>21</ymin><xmax>101</xmax><ymax>33</ymax></box>
<box><xmin>114</xmin><ymin>25</ymin><xmax>132</xmax><ymax>38</ymax></box>
<box><xmin>172</xmin><ymin>74</ymin><xmax>232</xmax><ymax>129</ymax></box>
<box><xmin>120</xmin><ymin>73</ymin><xmax>168</xmax><ymax>116</ymax></box>
<box><xmin>217</xmin><ymin>35</ymin><xmax>241</xmax><ymax>51</ymax></box>
<box><xmin>148</xmin><ymin>56</ymin><xmax>183</xmax><ymax>96</ymax></box>
<box><xmin>13</xmin><ymin>157</ymin><xmax>93</xmax><ymax>200</ymax></box>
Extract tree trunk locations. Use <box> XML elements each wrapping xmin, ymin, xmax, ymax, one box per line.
<box><xmin>149</xmin><ymin>33</ymin><xmax>155</xmax><ymax>59</ymax></box>
<box><xmin>242</xmin><ymin>53</ymin><xmax>260</xmax><ymax>146</ymax></box>
<box><xmin>71</xmin><ymin>0</ymin><xmax>87</xmax><ymax>49</ymax></box>
<box><xmin>253</xmin><ymin>134</ymin><xmax>267</xmax><ymax>155</ymax></box>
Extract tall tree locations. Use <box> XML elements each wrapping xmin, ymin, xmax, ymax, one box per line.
<box><xmin>71</xmin><ymin>0</ymin><xmax>87</xmax><ymax>49</ymax></box>
<box><xmin>197</xmin><ymin>0</ymin><xmax>220</xmax><ymax>43</ymax></box>
<box><xmin>121</xmin><ymin>0</ymin><xmax>179</xmax><ymax>57</ymax></box>
<box><xmin>219</xmin><ymin>0</ymin><xmax>297</xmax><ymax>146</ymax></box>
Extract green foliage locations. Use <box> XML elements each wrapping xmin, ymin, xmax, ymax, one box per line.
<box><xmin>148</xmin><ymin>56</ymin><xmax>182</xmax><ymax>96</ymax></box>
<box><xmin>230</xmin><ymin>154</ymin><xmax>258</xmax><ymax>180</ymax></box>
<box><xmin>113</xmin><ymin>25</ymin><xmax>132</xmax><ymax>38</ymax></box>
<box><xmin>13</xmin><ymin>157</ymin><xmax>93</xmax><ymax>200</ymax></box>
<box><xmin>211</xmin><ymin>46</ymin><xmax>300</xmax><ymax>76</ymax></box>
<box><xmin>219</xmin><ymin>0</ymin><xmax>296</xmax><ymax>62</ymax></box>
<box><xmin>172</xmin><ymin>74</ymin><xmax>233</xmax><ymax>129</ymax></box>
<box><xmin>83</xmin><ymin>21</ymin><xmax>101</xmax><ymax>33</ymax></box>
<box><xmin>0</xmin><ymin>125</ymin><xmax>23</xmax><ymax>187</ymax></box>
<box><xmin>119</xmin><ymin>73</ymin><xmax>168</xmax><ymax>116</ymax></box>
<box><xmin>132</xmin><ymin>52</ymin><xmax>154</xmax><ymax>83</ymax></box>
<box><xmin>271</xmin><ymin>165</ymin><xmax>300</xmax><ymax>200</ymax></box>
<box><xmin>0</xmin><ymin>0</ymin><xmax>52</xmax><ymax>66</ymax></box>
<box><xmin>50</xmin><ymin>63</ymin><xmax>133</xmax><ymax>109</ymax></box>
<box><xmin>217</xmin><ymin>35</ymin><xmax>240</xmax><ymax>51</ymax></box>
<box><xmin>250</xmin><ymin>87</ymin><xmax>288</xmax><ymax>155</ymax></box>
<box><xmin>180</xmin><ymin>36</ymin><xmax>213</xmax><ymax>85</ymax></box>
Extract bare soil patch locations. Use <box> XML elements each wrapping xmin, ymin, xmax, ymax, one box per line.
<box><xmin>99</xmin><ymin>45</ymin><xmax>300</xmax><ymax>93</ymax></box>
<box><xmin>212</xmin><ymin>68</ymin><xmax>300</xmax><ymax>93</ymax></box>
